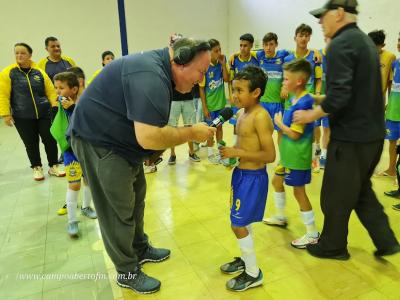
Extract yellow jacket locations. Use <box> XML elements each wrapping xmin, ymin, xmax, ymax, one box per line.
<box><xmin>0</xmin><ymin>61</ymin><xmax>57</xmax><ymax>118</ymax></box>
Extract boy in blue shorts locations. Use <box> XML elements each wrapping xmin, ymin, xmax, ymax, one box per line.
<box><xmin>200</xmin><ymin>39</ymin><xmax>229</xmax><ymax>164</ymax></box>
<box><xmin>379</xmin><ymin>36</ymin><xmax>400</xmax><ymax>177</ymax></box>
<box><xmin>257</xmin><ymin>32</ymin><xmax>291</xmax><ymax>144</ymax></box>
<box><xmin>53</xmin><ymin>72</ymin><xmax>97</xmax><ymax>237</ymax></box>
<box><xmin>263</xmin><ymin>59</ymin><xmax>320</xmax><ymax>249</ymax></box>
<box><xmin>219</xmin><ymin>66</ymin><xmax>275</xmax><ymax>291</ymax></box>
<box><xmin>283</xmin><ymin>24</ymin><xmax>322</xmax><ymax>172</ymax></box>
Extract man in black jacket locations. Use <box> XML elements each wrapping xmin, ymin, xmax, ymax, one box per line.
<box><xmin>294</xmin><ymin>0</ymin><xmax>400</xmax><ymax>259</ymax></box>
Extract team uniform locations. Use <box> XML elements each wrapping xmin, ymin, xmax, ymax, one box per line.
<box><xmin>386</xmin><ymin>59</ymin><xmax>400</xmax><ymax>141</ymax></box>
<box><xmin>315</xmin><ymin>49</ymin><xmax>329</xmax><ymax>128</ymax></box>
<box><xmin>283</xmin><ymin>50</ymin><xmax>322</xmax><ymax>110</ymax></box>
<box><xmin>277</xmin><ymin>92</ymin><xmax>314</xmax><ymax>186</ymax></box>
<box><xmin>257</xmin><ymin>49</ymin><xmax>291</xmax><ymax>130</ymax></box>
<box><xmin>58</xmin><ymin>98</ymin><xmax>83</xmax><ymax>183</ymax></box>
<box><xmin>200</xmin><ymin>61</ymin><xmax>227</xmax><ymax>124</ymax></box>
<box><xmin>380</xmin><ymin>50</ymin><xmax>397</xmax><ymax>97</ymax></box>
<box><xmin>230</xmin><ymin>167</ymin><xmax>268</xmax><ymax>226</ymax></box>
<box><xmin>228</xmin><ymin>53</ymin><xmax>259</xmax><ymax>125</ymax></box>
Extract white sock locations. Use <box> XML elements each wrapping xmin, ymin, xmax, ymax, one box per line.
<box><xmin>245</xmin><ymin>225</ymin><xmax>253</xmax><ymax>237</ymax></box>
<box><xmin>207</xmin><ymin>147</ymin><xmax>214</xmax><ymax>157</ymax></box>
<box><xmin>321</xmin><ymin>148</ymin><xmax>327</xmax><ymax>159</ymax></box>
<box><xmin>82</xmin><ymin>185</ymin><xmax>92</xmax><ymax>209</ymax></box>
<box><xmin>66</xmin><ymin>189</ymin><xmax>79</xmax><ymax>223</ymax></box>
<box><xmin>238</xmin><ymin>234</ymin><xmax>259</xmax><ymax>277</ymax></box>
<box><xmin>274</xmin><ymin>192</ymin><xmax>286</xmax><ymax>218</ymax></box>
<box><xmin>300</xmin><ymin>210</ymin><xmax>318</xmax><ymax>237</ymax></box>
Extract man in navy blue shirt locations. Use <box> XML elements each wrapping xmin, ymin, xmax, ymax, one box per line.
<box><xmin>69</xmin><ymin>38</ymin><xmax>214</xmax><ymax>294</ymax></box>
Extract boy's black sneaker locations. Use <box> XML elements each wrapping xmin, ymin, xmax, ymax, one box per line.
<box><xmin>220</xmin><ymin>257</ymin><xmax>245</xmax><ymax>274</ymax></box>
<box><xmin>226</xmin><ymin>269</ymin><xmax>263</xmax><ymax>292</ymax></box>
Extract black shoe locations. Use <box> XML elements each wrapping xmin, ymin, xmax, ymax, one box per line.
<box><xmin>226</xmin><ymin>269</ymin><xmax>263</xmax><ymax>292</ymax></box>
<box><xmin>393</xmin><ymin>203</ymin><xmax>400</xmax><ymax>211</ymax></box>
<box><xmin>306</xmin><ymin>243</ymin><xmax>350</xmax><ymax>261</ymax></box>
<box><xmin>384</xmin><ymin>190</ymin><xmax>400</xmax><ymax>199</ymax></box>
<box><xmin>116</xmin><ymin>269</ymin><xmax>160</xmax><ymax>294</ymax></box>
<box><xmin>138</xmin><ymin>245</ymin><xmax>171</xmax><ymax>265</ymax></box>
<box><xmin>220</xmin><ymin>257</ymin><xmax>245</xmax><ymax>274</ymax></box>
<box><xmin>374</xmin><ymin>244</ymin><xmax>400</xmax><ymax>257</ymax></box>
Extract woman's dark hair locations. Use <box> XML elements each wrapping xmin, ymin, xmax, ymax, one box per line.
<box><xmin>101</xmin><ymin>51</ymin><xmax>115</xmax><ymax>66</ymax></box>
<box><xmin>102</xmin><ymin>51</ymin><xmax>115</xmax><ymax>61</ymax></box>
<box><xmin>14</xmin><ymin>43</ymin><xmax>33</xmax><ymax>54</ymax></box>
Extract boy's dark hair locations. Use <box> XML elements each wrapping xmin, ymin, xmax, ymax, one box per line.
<box><xmin>368</xmin><ymin>30</ymin><xmax>386</xmax><ymax>46</ymax></box>
<box><xmin>283</xmin><ymin>59</ymin><xmax>312</xmax><ymax>82</ymax></box>
<box><xmin>14</xmin><ymin>43</ymin><xmax>33</xmax><ymax>54</ymax></box>
<box><xmin>102</xmin><ymin>50</ymin><xmax>115</xmax><ymax>61</ymax></box>
<box><xmin>240</xmin><ymin>33</ymin><xmax>254</xmax><ymax>44</ymax></box>
<box><xmin>233</xmin><ymin>65</ymin><xmax>267</xmax><ymax>100</ymax></box>
<box><xmin>67</xmin><ymin>66</ymin><xmax>85</xmax><ymax>80</ymax></box>
<box><xmin>295</xmin><ymin>23</ymin><xmax>312</xmax><ymax>36</ymax></box>
<box><xmin>54</xmin><ymin>71</ymin><xmax>79</xmax><ymax>89</ymax></box>
<box><xmin>45</xmin><ymin>36</ymin><xmax>58</xmax><ymax>47</ymax></box>
<box><xmin>208</xmin><ymin>38</ymin><xmax>220</xmax><ymax>49</ymax></box>
<box><xmin>263</xmin><ymin>32</ymin><xmax>278</xmax><ymax>44</ymax></box>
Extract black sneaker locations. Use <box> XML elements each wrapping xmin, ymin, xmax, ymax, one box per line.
<box><xmin>384</xmin><ymin>190</ymin><xmax>400</xmax><ymax>199</ymax></box>
<box><xmin>138</xmin><ymin>245</ymin><xmax>171</xmax><ymax>265</ymax></box>
<box><xmin>168</xmin><ymin>155</ymin><xmax>176</xmax><ymax>165</ymax></box>
<box><xmin>116</xmin><ymin>269</ymin><xmax>161</xmax><ymax>294</ymax></box>
<box><xmin>220</xmin><ymin>257</ymin><xmax>245</xmax><ymax>274</ymax></box>
<box><xmin>189</xmin><ymin>153</ymin><xmax>201</xmax><ymax>162</ymax></box>
<box><xmin>226</xmin><ymin>269</ymin><xmax>263</xmax><ymax>292</ymax></box>
<box><xmin>393</xmin><ymin>203</ymin><xmax>400</xmax><ymax>211</ymax></box>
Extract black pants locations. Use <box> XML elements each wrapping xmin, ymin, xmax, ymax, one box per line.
<box><xmin>13</xmin><ymin>117</ymin><xmax>58</xmax><ymax>168</ymax></box>
<box><xmin>319</xmin><ymin>139</ymin><xmax>398</xmax><ymax>252</ymax></box>
<box><xmin>71</xmin><ymin>136</ymin><xmax>148</xmax><ymax>274</ymax></box>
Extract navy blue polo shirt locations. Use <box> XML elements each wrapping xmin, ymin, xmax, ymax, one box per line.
<box><xmin>68</xmin><ymin>47</ymin><xmax>173</xmax><ymax>165</ymax></box>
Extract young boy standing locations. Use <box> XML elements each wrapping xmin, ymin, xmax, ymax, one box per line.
<box><xmin>263</xmin><ymin>59</ymin><xmax>320</xmax><ymax>249</ymax></box>
<box><xmin>378</xmin><ymin>35</ymin><xmax>400</xmax><ymax>177</ymax></box>
<box><xmin>219</xmin><ymin>66</ymin><xmax>275</xmax><ymax>291</ymax></box>
<box><xmin>200</xmin><ymin>39</ymin><xmax>229</xmax><ymax>164</ymax></box>
<box><xmin>53</xmin><ymin>72</ymin><xmax>97</xmax><ymax>237</ymax></box>
<box><xmin>257</xmin><ymin>32</ymin><xmax>291</xmax><ymax>143</ymax></box>
<box><xmin>283</xmin><ymin>24</ymin><xmax>322</xmax><ymax>172</ymax></box>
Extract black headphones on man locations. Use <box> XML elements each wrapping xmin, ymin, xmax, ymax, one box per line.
<box><xmin>173</xmin><ymin>40</ymin><xmax>211</xmax><ymax>65</ymax></box>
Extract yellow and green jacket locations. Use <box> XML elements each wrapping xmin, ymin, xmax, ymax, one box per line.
<box><xmin>0</xmin><ymin>61</ymin><xmax>57</xmax><ymax>119</ymax></box>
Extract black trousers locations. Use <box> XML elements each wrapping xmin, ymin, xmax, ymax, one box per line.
<box><xmin>319</xmin><ymin>139</ymin><xmax>398</xmax><ymax>251</ymax></box>
<box><xmin>13</xmin><ymin>117</ymin><xmax>58</xmax><ymax>168</ymax></box>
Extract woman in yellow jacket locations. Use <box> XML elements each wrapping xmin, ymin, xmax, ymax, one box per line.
<box><xmin>0</xmin><ymin>43</ymin><xmax>65</xmax><ymax>180</ymax></box>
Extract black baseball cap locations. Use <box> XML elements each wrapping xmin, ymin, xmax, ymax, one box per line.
<box><xmin>309</xmin><ymin>0</ymin><xmax>358</xmax><ymax>18</ymax></box>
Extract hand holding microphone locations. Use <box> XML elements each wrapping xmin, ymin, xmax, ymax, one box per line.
<box><xmin>147</xmin><ymin>108</ymin><xmax>234</xmax><ymax>165</ymax></box>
